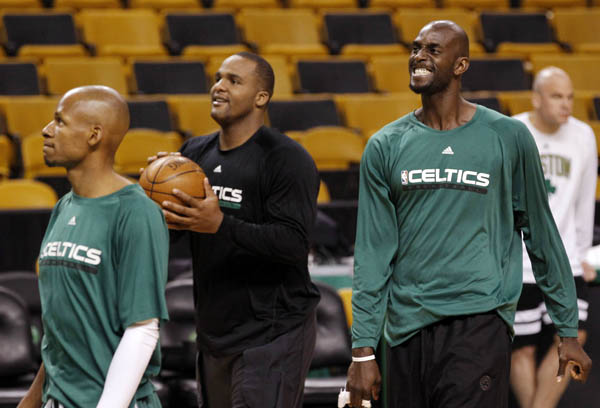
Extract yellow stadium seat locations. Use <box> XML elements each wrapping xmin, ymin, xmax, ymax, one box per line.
<box><xmin>0</xmin><ymin>179</ymin><xmax>57</xmax><ymax>209</ymax></box>
<box><xmin>21</xmin><ymin>135</ymin><xmax>67</xmax><ymax>179</ymax></box>
<box><xmin>442</xmin><ymin>0</ymin><xmax>509</xmax><ymax>8</ymax></box>
<box><xmin>317</xmin><ymin>179</ymin><xmax>331</xmax><ymax>204</ymax></box>
<box><xmin>115</xmin><ymin>130</ymin><xmax>183</xmax><ymax>175</ymax></box>
<box><xmin>337</xmin><ymin>287</ymin><xmax>352</xmax><ymax>327</ymax></box>
<box><xmin>521</xmin><ymin>0</ymin><xmax>586</xmax><ymax>8</ymax></box>
<box><xmin>167</xmin><ymin>95</ymin><xmax>220</xmax><ymax>137</ymax></box>
<box><xmin>44</xmin><ymin>57</ymin><xmax>128</xmax><ymax>96</ymax></box>
<box><xmin>553</xmin><ymin>8</ymin><xmax>600</xmax><ymax>54</ymax></box>
<box><xmin>336</xmin><ymin>93</ymin><xmax>420</xmax><ymax>137</ymax></box>
<box><xmin>370</xmin><ymin>0</ymin><xmax>436</xmax><ymax>7</ymax></box>
<box><xmin>238</xmin><ymin>9</ymin><xmax>328</xmax><ymax>57</ymax></box>
<box><xmin>54</xmin><ymin>0</ymin><xmax>121</xmax><ymax>7</ymax></box>
<box><xmin>300</xmin><ymin>126</ymin><xmax>364</xmax><ymax>170</ymax></box>
<box><xmin>0</xmin><ymin>96</ymin><xmax>59</xmax><ymax>139</ymax></box>
<box><xmin>393</xmin><ymin>8</ymin><xmax>486</xmax><ymax>55</ymax></box>
<box><xmin>0</xmin><ymin>0</ymin><xmax>41</xmax><ymax>7</ymax></box>
<box><xmin>0</xmin><ymin>135</ymin><xmax>11</xmax><ymax>179</ymax></box>
<box><xmin>212</xmin><ymin>0</ymin><xmax>279</xmax><ymax>9</ymax></box>
<box><xmin>498</xmin><ymin>90</ymin><xmax>592</xmax><ymax>121</ymax></box>
<box><xmin>530</xmin><ymin>54</ymin><xmax>600</xmax><ymax>92</ymax></box>
<box><xmin>78</xmin><ymin>9</ymin><xmax>167</xmax><ymax>58</ymax></box>
<box><xmin>369</xmin><ymin>55</ymin><xmax>410</xmax><ymax>93</ymax></box>
<box><xmin>288</xmin><ymin>0</ymin><xmax>355</xmax><ymax>8</ymax></box>
<box><xmin>285</xmin><ymin>130</ymin><xmax>304</xmax><ymax>143</ymax></box>
<box><xmin>129</xmin><ymin>0</ymin><xmax>200</xmax><ymax>8</ymax></box>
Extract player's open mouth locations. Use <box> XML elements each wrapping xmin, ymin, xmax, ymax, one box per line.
<box><xmin>212</xmin><ymin>95</ymin><xmax>228</xmax><ymax>106</ymax></box>
<box><xmin>412</xmin><ymin>67</ymin><xmax>432</xmax><ymax>77</ymax></box>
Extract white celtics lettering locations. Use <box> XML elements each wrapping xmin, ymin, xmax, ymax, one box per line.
<box><xmin>40</xmin><ymin>241</ymin><xmax>102</xmax><ymax>266</ymax></box>
<box><xmin>404</xmin><ymin>168</ymin><xmax>490</xmax><ymax>187</ymax></box>
<box><xmin>212</xmin><ymin>185</ymin><xmax>243</xmax><ymax>203</ymax></box>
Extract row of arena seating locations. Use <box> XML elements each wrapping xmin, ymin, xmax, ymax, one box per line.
<box><xmin>5</xmin><ymin>0</ymin><xmax>600</xmax><ymax>10</ymax></box>
<box><xmin>0</xmin><ymin>53</ymin><xmax>598</xmax><ymax>97</ymax></box>
<box><xmin>0</xmin><ymin>8</ymin><xmax>598</xmax><ymax>59</ymax></box>
<box><xmin>0</xmin><ymin>269</ymin><xmax>353</xmax><ymax>407</ymax></box>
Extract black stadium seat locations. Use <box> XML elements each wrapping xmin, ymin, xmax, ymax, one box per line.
<box><xmin>134</xmin><ymin>61</ymin><xmax>208</xmax><ymax>95</ymax></box>
<box><xmin>0</xmin><ymin>63</ymin><xmax>40</xmax><ymax>95</ymax></box>
<box><xmin>165</xmin><ymin>13</ymin><xmax>241</xmax><ymax>55</ymax></box>
<box><xmin>462</xmin><ymin>59</ymin><xmax>528</xmax><ymax>92</ymax></box>
<box><xmin>297</xmin><ymin>60</ymin><xmax>370</xmax><ymax>94</ymax></box>
<box><xmin>324</xmin><ymin>12</ymin><xmax>398</xmax><ymax>54</ymax></box>
<box><xmin>2</xmin><ymin>13</ymin><xmax>79</xmax><ymax>55</ymax></box>
<box><xmin>268</xmin><ymin>99</ymin><xmax>341</xmax><ymax>132</ymax></box>
<box><xmin>127</xmin><ymin>100</ymin><xmax>174</xmax><ymax>132</ymax></box>
<box><xmin>467</xmin><ymin>96</ymin><xmax>503</xmax><ymax>113</ymax></box>
<box><xmin>480</xmin><ymin>12</ymin><xmax>555</xmax><ymax>52</ymax></box>
<box><xmin>593</xmin><ymin>97</ymin><xmax>600</xmax><ymax>120</ymax></box>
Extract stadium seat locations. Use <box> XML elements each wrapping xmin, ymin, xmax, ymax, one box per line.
<box><xmin>462</xmin><ymin>58</ymin><xmax>529</xmax><ymax>92</ymax></box>
<box><xmin>393</xmin><ymin>8</ymin><xmax>485</xmax><ymax>55</ymax></box>
<box><xmin>317</xmin><ymin>179</ymin><xmax>331</xmax><ymax>204</ymax></box>
<box><xmin>0</xmin><ymin>179</ymin><xmax>57</xmax><ymax>209</ymax></box>
<box><xmin>238</xmin><ymin>8</ymin><xmax>328</xmax><ymax>57</ymax></box>
<box><xmin>337</xmin><ymin>287</ymin><xmax>352</xmax><ymax>327</ymax></box>
<box><xmin>0</xmin><ymin>271</ymin><xmax>42</xmax><ymax>362</ymax></box>
<box><xmin>44</xmin><ymin>57</ymin><xmax>128</xmax><ymax>96</ymax></box>
<box><xmin>303</xmin><ymin>281</ymin><xmax>351</xmax><ymax>406</ymax></box>
<box><xmin>287</xmin><ymin>0</ymin><xmax>356</xmax><ymax>8</ymax></box>
<box><xmin>335</xmin><ymin>93</ymin><xmax>420</xmax><ymax>136</ymax></box>
<box><xmin>54</xmin><ymin>0</ymin><xmax>121</xmax><ymax>7</ymax></box>
<box><xmin>521</xmin><ymin>0</ymin><xmax>586</xmax><ymax>8</ymax></box>
<box><xmin>2</xmin><ymin>13</ymin><xmax>86</xmax><ymax>58</ymax></box>
<box><xmin>114</xmin><ymin>129</ymin><xmax>182</xmax><ymax>175</ymax></box>
<box><xmin>370</xmin><ymin>0</ymin><xmax>436</xmax><ymax>7</ymax></box>
<box><xmin>323</xmin><ymin>11</ymin><xmax>406</xmax><ymax>56</ymax></box>
<box><xmin>529</xmin><ymin>54</ymin><xmax>600</xmax><ymax>92</ymax></box>
<box><xmin>78</xmin><ymin>9</ymin><xmax>167</xmax><ymax>57</ymax></box>
<box><xmin>0</xmin><ymin>63</ymin><xmax>40</xmax><ymax>95</ymax></box>
<box><xmin>127</xmin><ymin>100</ymin><xmax>174</xmax><ymax>132</ymax></box>
<box><xmin>21</xmin><ymin>136</ymin><xmax>67</xmax><ymax>180</ymax></box>
<box><xmin>466</xmin><ymin>96</ymin><xmax>503</xmax><ymax>113</ymax></box>
<box><xmin>129</xmin><ymin>0</ymin><xmax>200</xmax><ymax>8</ymax></box>
<box><xmin>0</xmin><ymin>96</ymin><xmax>58</xmax><ymax>140</ymax></box>
<box><xmin>479</xmin><ymin>12</ymin><xmax>561</xmax><ymax>56</ymax></box>
<box><xmin>166</xmin><ymin>95</ymin><xmax>220</xmax><ymax>137</ymax></box>
<box><xmin>553</xmin><ymin>8</ymin><xmax>600</xmax><ymax>54</ymax></box>
<box><xmin>594</xmin><ymin>97</ymin><xmax>600</xmax><ymax>120</ymax></box>
<box><xmin>300</xmin><ymin>127</ymin><xmax>364</xmax><ymax>170</ymax></box>
<box><xmin>133</xmin><ymin>60</ymin><xmax>208</xmax><ymax>95</ymax></box>
<box><xmin>210</xmin><ymin>0</ymin><xmax>279</xmax><ymax>9</ymax></box>
<box><xmin>0</xmin><ymin>0</ymin><xmax>40</xmax><ymax>7</ymax></box>
<box><xmin>0</xmin><ymin>135</ymin><xmax>11</xmax><ymax>179</ymax></box>
<box><xmin>497</xmin><ymin>91</ymin><xmax>591</xmax><ymax>121</ymax></box>
<box><xmin>165</xmin><ymin>12</ymin><xmax>248</xmax><ymax>58</ymax></box>
<box><xmin>267</xmin><ymin>99</ymin><xmax>341</xmax><ymax>133</ymax></box>
<box><xmin>442</xmin><ymin>0</ymin><xmax>509</xmax><ymax>8</ymax></box>
<box><xmin>0</xmin><ymin>286</ymin><xmax>37</xmax><ymax>407</ymax></box>
<box><xmin>369</xmin><ymin>55</ymin><xmax>410</xmax><ymax>93</ymax></box>
<box><xmin>296</xmin><ymin>60</ymin><xmax>370</xmax><ymax>94</ymax></box>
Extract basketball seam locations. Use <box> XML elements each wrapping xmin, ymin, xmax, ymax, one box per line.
<box><xmin>148</xmin><ymin>158</ymin><xmax>172</xmax><ymax>199</ymax></box>
<box><xmin>150</xmin><ymin>169</ymin><xmax>205</xmax><ymax>185</ymax></box>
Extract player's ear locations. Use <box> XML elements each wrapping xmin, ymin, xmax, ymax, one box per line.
<box><xmin>255</xmin><ymin>90</ymin><xmax>270</xmax><ymax>109</ymax></box>
<box><xmin>454</xmin><ymin>56</ymin><xmax>469</xmax><ymax>76</ymax></box>
<box><xmin>532</xmin><ymin>92</ymin><xmax>541</xmax><ymax>110</ymax></box>
<box><xmin>88</xmin><ymin>125</ymin><xmax>102</xmax><ymax>148</ymax></box>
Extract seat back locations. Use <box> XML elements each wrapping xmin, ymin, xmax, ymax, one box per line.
<box><xmin>0</xmin><ymin>63</ymin><xmax>40</xmax><ymax>95</ymax></box>
<box><xmin>369</xmin><ymin>55</ymin><xmax>410</xmax><ymax>93</ymax></box>
<box><xmin>297</xmin><ymin>60</ymin><xmax>370</xmax><ymax>94</ymax></box>
<box><xmin>114</xmin><ymin>130</ymin><xmax>182</xmax><ymax>174</ymax></box>
<box><xmin>268</xmin><ymin>99</ymin><xmax>341</xmax><ymax>132</ymax></box>
<box><xmin>594</xmin><ymin>97</ymin><xmax>600</xmax><ymax>120</ymax></box>
<box><xmin>2</xmin><ymin>96</ymin><xmax>58</xmax><ymax>139</ymax></box>
<box><xmin>529</xmin><ymin>54</ymin><xmax>600</xmax><ymax>92</ymax></box>
<box><xmin>134</xmin><ymin>61</ymin><xmax>208</xmax><ymax>94</ymax></box>
<box><xmin>166</xmin><ymin>13</ymin><xmax>240</xmax><ymax>50</ymax></box>
<box><xmin>480</xmin><ymin>12</ymin><xmax>554</xmax><ymax>51</ymax></box>
<box><xmin>167</xmin><ymin>95</ymin><xmax>219</xmax><ymax>137</ymax></box>
<box><xmin>3</xmin><ymin>13</ymin><xmax>78</xmax><ymax>54</ymax></box>
<box><xmin>462</xmin><ymin>58</ymin><xmax>528</xmax><ymax>92</ymax></box>
<box><xmin>467</xmin><ymin>96</ymin><xmax>503</xmax><ymax>113</ymax></box>
<box><xmin>127</xmin><ymin>100</ymin><xmax>173</xmax><ymax>132</ymax></box>
<box><xmin>0</xmin><ymin>179</ymin><xmax>58</xmax><ymax>209</ymax></box>
<box><xmin>311</xmin><ymin>281</ymin><xmax>351</xmax><ymax>369</ymax></box>
<box><xmin>0</xmin><ymin>286</ymin><xmax>36</xmax><ymax>378</ymax></box>
<box><xmin>553</xmin><ymin>8</ymin><xmax>600</xmax><ymax>47</ymax></box>
<box><xmin>324</xmin><ymin>12</ymin><xmax>397</xmax><ymax>53</ymax></box>
<box><xmin>79</xmin><ymin>9</ymin><xmax>163</xmax><ymax>48</ymax></box>
<box><xmin>21</xmin><ymin>136</ymin><xmax>68</xmax><ymax>179</ymax></box>
<box><xmin>301</xmin><ymin>127</ymin><xmax>364</xmax><ymax>170</ymax></box>
<box><xmin>240</xmin><ymin>8</ymin><xmax>322</xmax><ymax>47</ymax></box>
<box><xmin>394</xmin><ymin>8</ymin><xmax>480</xmax><ymax>46</ymax></box>
<box><xmin>44</xmin><ymin>57</ymin><xmax>127</xmax><ymax>95</ymax></box>
<box><xmin>0</xmin><ymin>135</ymin><xmax>10</xmax><ymax>179</ymax></box>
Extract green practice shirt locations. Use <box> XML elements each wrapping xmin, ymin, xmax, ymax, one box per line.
<box><xmin>352</xmin><ymin>105</ymin><xmax>578</xmax><ymax>350</ymax></box>
<box><xmin>38</xmin><ymin>184</ymin><xmax>169</xmax><ymax>408</ymax></box>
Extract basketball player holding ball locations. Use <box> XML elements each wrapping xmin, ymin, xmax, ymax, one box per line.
<box><xmin>150</xmin><ymin>52</ymin><xmax>321</xmax><ymax>407</ymax></box>
<box><xmin>19</xmin><ymin>86</ymin><xmax>169</xmax><ymax>408</ymax></box>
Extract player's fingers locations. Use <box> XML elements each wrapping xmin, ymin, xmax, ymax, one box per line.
<box><xmin>166</xmin><ymin>222</ymin><xmax>186</xmax><ymax>230</ymax></box>
<box><xmin>372</xmin><ymin>382</ymin><xmax>380</xmax><ymax>401</ymax></box>
<box><xmin>171</xmin><ymin>188</ymin><xmax>198</xmax><ymax>208</ymax></box>
<box><xmin>556</xmin><ymin>358</ymin><xmax>568</xmax><ymax>382</ymax></box>
<box><xmin>203</xmin><ymin>177</ymin><xmax>215</xmax><ymax>198</ymax></box>
<box><xmin>162</xmin><ymin>208</ymin><xmax>189</xmax><ymax>225</ymax></box>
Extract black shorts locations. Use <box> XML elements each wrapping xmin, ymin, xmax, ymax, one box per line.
<box><xmin>513</xmin><ymin>277</ymin><xmax>588</xmax><ymax>349</ymax></box>
<box><xmin>386</xmin><ymin>312</ymin><xmax>511</xmax><ymax>408</ymax></box>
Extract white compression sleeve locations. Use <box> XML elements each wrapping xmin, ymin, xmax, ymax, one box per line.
<box><xmin>96</xmin><ymin>318</ymin><xmax>159</xmax><ymax>408</ymax></box>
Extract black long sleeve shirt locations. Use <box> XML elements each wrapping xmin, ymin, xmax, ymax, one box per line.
<box><xmin>179</xmin><ymin>126</ymin><xmax>321</xmax><ymax>355</ymax></box>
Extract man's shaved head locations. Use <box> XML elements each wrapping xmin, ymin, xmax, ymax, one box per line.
<box><xmin>421</xmin><ymin>20</ymin><xmax>470</xmax><ymax>59</ymax></box>
<box><xmin>60</xmin><ymin>85</ymin><xmax>130</xmax><ymax>153</ymax></box>
<box><xmin>532</xmin><ymin>66</ymin><xmax>571</xmax><ymax>94</ymax></box>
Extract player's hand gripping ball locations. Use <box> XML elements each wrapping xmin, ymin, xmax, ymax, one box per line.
<box><xmin>139</xmin><ymin>155</ymin><xmax>206</xmax><ymax>207</ymax></box>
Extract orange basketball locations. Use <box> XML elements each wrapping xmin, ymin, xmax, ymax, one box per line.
<box><xmin>139</xmin><ymin>155</ymin><xmax>206</xmax><ymax>207</ymax></box>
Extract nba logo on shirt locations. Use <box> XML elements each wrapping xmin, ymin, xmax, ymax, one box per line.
<box><xmin>401</xmin><ymin>170</ymin><xmax>408</xmax><ymax>185</ymax></box>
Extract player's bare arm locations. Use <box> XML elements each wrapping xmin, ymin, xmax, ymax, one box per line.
<box><xmin>557</xmin><ymin>337</ymin><xmax>592</xmax><ymax>383</ymax></box>
<box><xmin>17</xmin><ymin>363</ymin><xmax>45</xmax><ymax>408</ymax></box>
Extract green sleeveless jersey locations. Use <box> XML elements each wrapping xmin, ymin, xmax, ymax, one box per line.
<box><xmin>38</xmin><ymin>184</ymin><xmax>169</xmax><ymax>408</ymax></box>
<box><xmin>352</xmin><ymin>105</ymin><xmax>578</xmax><ymax>349</ymax></box>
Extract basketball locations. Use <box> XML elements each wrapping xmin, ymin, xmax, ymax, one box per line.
<box><xmin>139</xmin><ymin>155</ymin><xmax>206</xmax><ymax>207</ymax></box>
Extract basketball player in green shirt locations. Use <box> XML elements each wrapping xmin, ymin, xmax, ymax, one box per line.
<box><xmin>18</xmin><ymin>86</ymin><xmax>169</xmax><ymax>408</ymax></box>
<box><xmin>345</xmin><ymin>21</ymin><xmax>591</xmax><ymax>408</ymax></box>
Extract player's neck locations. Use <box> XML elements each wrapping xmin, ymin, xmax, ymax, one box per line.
<box><xmin>219</xmin><ymin>115</ymin><xmax>264</xmax><ymax>151</ymax></box>
<box><xmin>67</xmin><ymin>160</ymin><xmax>130</xmax><ymax>198</ymax></box>
<box><xmin>529</xmin><ymin>111</ymin><xmax>560</xmax><ymax>134</ymax></box>
<box><xmin>418</xmin><ymin>92</ymin><xmax>476</xmax><ymax>131</ymax></box>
